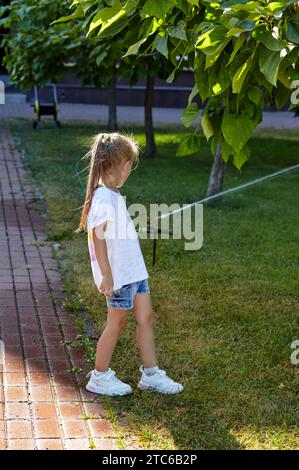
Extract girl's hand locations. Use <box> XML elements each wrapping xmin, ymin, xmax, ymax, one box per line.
<box><xmin>99</xmin><ymin>274</ymin><xmax>113</xmax><ymax>298</ymax></box>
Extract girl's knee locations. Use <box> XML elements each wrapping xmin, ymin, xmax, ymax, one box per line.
<box><xmin>119</xmin><ymin>315</ymin><xmax>128</xmax><ymax>330</ymax></box>
<box><xmin>137</xmin><ymin>308</ymin><xmax>155</xmax><ymax>327</ymax></box>
<box><xmin>106</xmin><ymin>313</ymin><xmax>128</xmax><ymax>333</ymax></box>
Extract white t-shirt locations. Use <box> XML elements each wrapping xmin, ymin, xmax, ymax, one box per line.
<box><xmin>87</xmin><ymin>186</ymin><xmax>148</xmax><ymax>292</ymax></box>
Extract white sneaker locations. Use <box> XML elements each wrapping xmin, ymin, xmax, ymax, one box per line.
<box><xmin>86</xmin><ymin>369</ymin><xmax>132</xmax><ymax>396</ymax></box>
<box><xmin>137</xmin><ymin>365</ymin><xmax>184</xmax><ymax>394</ymax></box>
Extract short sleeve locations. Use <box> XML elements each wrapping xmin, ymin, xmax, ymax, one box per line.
<box><xmin>88</xmin><ymin>189</ymin><xmax>115</xmax><ymax>230</ymax></box>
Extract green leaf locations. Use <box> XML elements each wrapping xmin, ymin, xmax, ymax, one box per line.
<box><xmin>241</xmin><ymin>103</ymin><xmax>255</xmax><ymax>118</ymax></box>
<box><xmin>205</xmin><ymin>38</ymin><xmax>230</xmax><ymax>68</ymax></box>
<box><xmin>166</xmin><ymin>68</ymin><xmax>177</xmax><ymax>83</ymax></box>
<box><xmin>176</xmin><ymin>134</ymin><xmax>201</xmax><ymax>157</ymax></box>
<box><xmin>51</xmin><ymin>5</ymin><xmax>84</xmax><ymax>25</ymax></box>
<box><xmin>145</xmin><ymin>17</ymin><xmax>162</xmax><ymax>36</ymax></box>
<box><xmin>258</xmin><ymin>31</ymin><xmax>287</xmax><ymax>51</ymax></box>
<box><xmin>237</xmin><ymin>20</ymin><xmax>256</xmax><ymax>31</ymax></box>
<box><xmin>201</xmin><ymin>113</ymin><xmax>214</xmax><ymax>142</ymax></box>
<box><xmin>196</xmin><ymin>26</ymin><xmax>229</xmax><ymax>55</ymax></box>
<box><xmin>232</xmin><ymin>54</ymin><xmax>253</xmax><ymax>94</ymax></box>
<box><xmin>123</xmin><ymin>16</ymin><xmax>161</xmax><ymax>56</ymax></box>
<box><xmin>222</xmin><ymin>114</ymin><xmax>254</xmax><ymax>154</ymax></box>
<box><xmin>123</xmin><ymin>37</ymin><xmax>148</xmax><ymax>57</ymax></box>
<box><xmin>221</xmin><ymin>140</ymin><xmax>234</xmax><ymax>163</ymax></box>
<box><xmin>205</xmin><ymin>49</ymin><xmax>222</xmax><ymax>69</ymax></box>
<box><xmin>221</xmin><ymin>0</ymin><xmax>253</xmax><ymax>6</ymax></box>
<box><xmin>278</xmin><ymin>71</ymin><xmax>291</xmax><ymax>89</ymax></box>
<box><xmin>266</xmin><ymin>2</ymin><xmax>290</xmax><ymax>13</ymax></box>
<box><xmin>226</xmin><ymin>21</ymin><xmax>256</xmax><ymax>37</ymax></box>
<box><xmin>279</xmin><ymin>47</ymin><xmax>298</xmax><ymax>72</ymax></box>
<box><xmin>188</xmin><ymin>83</ymin><xmax>199</xmax><ymax>106</ymax></box>
<box><xmin>95</xmin><ymin>51</ymin><xmax>107</xmax><ymax>66</ymax></box>
<box><xmin>143</xmin><ymin>0</ymin><xmax>176</xmax><ymax>19</ymax></box>
<box><xmin>248</xmin><ymin>85</ymin><xmax>261</xmax><ymax>104</ymax></box>
<box><xmin>210</xmin><ymin>136</ymin><xmax>218</xmax><ymax>157</ymax></box>
<box><xmin>233</xmin><ymin>143</ymin><xmax>250</xmax><ymax>170</ymax></box>
<box><xmin>194</xmin><ymin>55</ymin><xmax>210</xmax><ymax>100</ymax></box>
<box><xmin>168</xmin><ymin>20</ymin><xmax>187</xmax><ymax>41</ymax></box>
<box><xmin>99</xmin><ymin>9</ymin><xmax>127</xmax><ymax>35</ymax></box>
<box><xmin>227</xmin><ymin>34</ymin><xmax>247</xmax><ymax>66</ymax></box>
<box><xmin>259</xmin><ymin>48</ymin><xmax>281</xmax><ymax>86</ymax></box>
<box><xmin>181</xmin><ymin>102</ymin><xmax>199</xmax><ymax>127</ymax></box>
<box><xmin>221</xmin><ymin>1</ymin><xmax>259</xmax><ymax>10</ymax></box>
<box><xmin>219</xmin><ymin>13</ymin><xmax>240</xmax><ymax>30</ymax></box>
<box><xmin>274</xmin><ymin>81</ymin><xmax>290</xmax><ymax>109</ymax></box>
<box><xmin>88</xmin><ymin>4</ymin><xmax>126</xmax><ymax>36</ymax></box>
<box><xmin>287</xmin><ymin>19</ymin><xmax>299</xmax><ymax>44</ymax></box>
<box><xmin>96</xmin><ymin>16</ymin><xmax>128</xmax><ymax>39</ymax></box>
<box><xmin>196</xmin><ymin>74</ymin><xmax>210</xmax><ymax>101</ymax></box>
<box><xmin>251</xmin><ymin>104</ymin><xmax>263</xmax><ymax>128</ymax></box>
<box><xmin>153</xmin><ymin>32</ymin><xmax>168</xmax><ymax>58</ymax></box>
<box><xmin>209</xmin><ymin>59</ymin><xmax>231</xmax><ymax>96</ymax></box>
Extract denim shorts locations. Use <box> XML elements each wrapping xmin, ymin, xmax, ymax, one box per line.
<box><xmin>106</xmin><ymin>278</ymin><xmax>150</xmax><ymax>310</ymax></box>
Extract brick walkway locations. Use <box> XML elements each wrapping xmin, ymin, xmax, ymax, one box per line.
<box><xmin>0</xmin><ymin>125</ymin><xmax>116</xmax><ymax>450</ymax></box>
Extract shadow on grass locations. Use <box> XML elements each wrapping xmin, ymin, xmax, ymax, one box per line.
<box><xmin>8</xmin><ymin>117</ymin><xmax>299</xmax><ymax>450</ymax></box>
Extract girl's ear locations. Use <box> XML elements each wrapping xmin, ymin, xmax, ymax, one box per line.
<box><xmin>124</xmin><ymin>159</ymin><xmax>132</xmax><ymax>169</ymax></box>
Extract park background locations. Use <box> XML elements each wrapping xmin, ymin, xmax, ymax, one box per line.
<box><xmin>0</xmin><ymin>0</ymin><xmax>298</xmax><ymax>450</ymax></box>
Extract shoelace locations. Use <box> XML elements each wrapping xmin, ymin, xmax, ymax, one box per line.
<box><xmin>104</xmin><ymin>371</ymin><xmax>119</xmax><ymax>383</ymax></box>
<box><xmin>87</xmin><ymin>370</ymin><xmax>112</xmax><ymax>381</ymax></box>
<box><xmin>144</xmin><ymin>369</ymin><xmax>176</xmax><ymax>384</ymax></box>
<box><xmin>156</xmin><ymin>369</ymin><xmax>166</xmax><ymax>378</ymax></box>
<box><xmin>155</xmin><ymin>369</ymin><xmax>180</xmax><ymax>386</ymax></box>
<box><xmin>93</xmin><ymin>370</ymin><xmax>125</xmax><ymax>384</ymax></box>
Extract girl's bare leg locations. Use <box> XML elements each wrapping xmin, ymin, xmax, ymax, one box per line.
<box><xmin>95</xmin><ymin>307</ymin><xmax>128</xmax><ymax>372</ymax></box>
<box><xmin>133</xmin><ymin>293</ymin><xmax>157</xmax><ymax>368</ymax></box>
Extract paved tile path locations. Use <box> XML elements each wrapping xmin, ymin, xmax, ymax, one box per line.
<box><xmin>0</xmin><ymin>125</ymin><xmax>116</xmax><ymax>450</ymax></box>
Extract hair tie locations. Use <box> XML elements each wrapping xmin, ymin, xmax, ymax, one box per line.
<box><xmin>101</xmin><ymin>133</ymin><xmax>111</xmax><ymax>143</ymax></box>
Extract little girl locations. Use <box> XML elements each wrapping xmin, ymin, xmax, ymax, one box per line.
<box><xmin>76</xmin><ymin>131</ymin><xmax>183</xmax><ymax>396</ymax></box>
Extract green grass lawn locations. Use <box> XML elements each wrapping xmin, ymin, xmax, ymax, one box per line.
<box><xmin>8</xmin><ymin>118</ymin><xmax>299</xmax><ymax>450</ymax></box>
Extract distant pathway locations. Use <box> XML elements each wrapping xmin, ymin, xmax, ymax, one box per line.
<box><xmin>0</xmin><ymin>125</ymin><xmax>116</xmax><ymax>450</ymax></box>
<box><xmin>1</xmin><ymin>100</ymin><xmax>299</xmax><ymax>129</ymax></box>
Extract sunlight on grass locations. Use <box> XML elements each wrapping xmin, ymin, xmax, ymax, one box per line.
<box><xmin>232</xmin><ymin>426</ymin><xmax>299</xmax><ymax>450</ymax></box>
<box><xmin>8</xmin><ymin>117</ymin><xmax>299</xmax><ymax>450</ymax></box>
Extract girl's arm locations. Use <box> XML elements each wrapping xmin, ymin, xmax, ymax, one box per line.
<box><xmin>93</xmin><ymin>223</ymin><xmax>113</xmax><ymax>298</ymax></box>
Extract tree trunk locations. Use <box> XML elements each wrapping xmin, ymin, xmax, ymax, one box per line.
<box><xmin>107</xmin><ymin>66</ymin><xmax>118</xmax><ymax>131</ymax></box>
<box><xmin>206</xmin><ymin>144</ymin><xmax>227</xmax><ymax>197</ymax></box>
<box><xmin>144</xmin><ymin>66</ymin><xmax>156</xmax><ymax>158</ymax></box>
